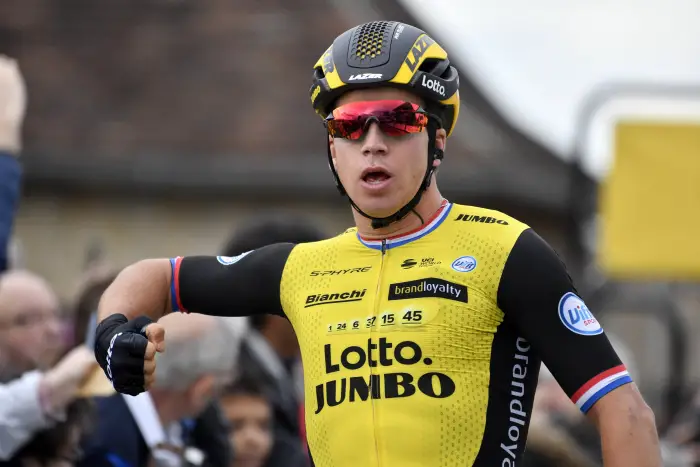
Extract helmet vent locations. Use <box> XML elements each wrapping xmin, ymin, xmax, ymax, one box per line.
<box><xmin>349</xmin><ymin>21</ymin><xmax>395</xmax><ymax>66</ymax></box>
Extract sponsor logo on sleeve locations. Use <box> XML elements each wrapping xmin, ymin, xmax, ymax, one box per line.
<box><xmin>558</xmin><ymin>292</ymin><xmax>603</xmax><ymax>336</ymax></box>
<box><xmin>216</xmin><ymin>251</ymin><xmax>252</xmax><ymax>266</ymax></box>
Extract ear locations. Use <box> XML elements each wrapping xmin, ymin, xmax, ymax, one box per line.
<box><xmin>188</xmin><ymin>374</ymin><xmax>216</xmax><ymax>405</ymax></box>
<box><xmin>434</xmin><ymin>128</ymin><xmax>447</xmax><ymax>167</ymax></box>
<box><xmin>435</xmin><ymin>128</ymin><xmax>447</xmax><ymax>152</ymax></box>
<box><xmin>328</xmin><ymin>134</ymin><xmax>338</xmax><ymax>168</ymax></box>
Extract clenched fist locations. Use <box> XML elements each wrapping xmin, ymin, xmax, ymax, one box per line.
<box><xmin>0</xmin><ymin>56</ymin><xmax>27</xmax><ymax>153</ymax></box>
<box><xmin>93</xmin><ymin>314</ymin><xmax>165</xmax><ymax>396</ymax></box>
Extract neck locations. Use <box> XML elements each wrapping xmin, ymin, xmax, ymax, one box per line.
<box><xmin>150</xmin><ymin>389</ymin><xmax>185</xmax><ymax>427</ymax></box>
<box><xmin>354</xmin><ymin>185</ymin><xmax>444</xmax><ymax>239</ymax></box>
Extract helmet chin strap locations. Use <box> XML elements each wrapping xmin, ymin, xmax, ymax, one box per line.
<box><xmin>327</xmin><ymin>119</ymin><xmax>444</xmax><ymax>230</ymax></box>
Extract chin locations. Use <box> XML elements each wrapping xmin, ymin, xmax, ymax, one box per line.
<box><xmin>352</xmin><ymin>194</ymin><xmax>405</xmax><ymax>219</ymax></box>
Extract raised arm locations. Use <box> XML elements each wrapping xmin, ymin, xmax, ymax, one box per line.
<box><xmin>97</xmin><ymin>243</ymin><xmax>293</xmax><ymax>322</ymax></box>
<box><xmin>96</xmin><ymin>258</ymin><xmax>172</xmax><ymax>323</ymax></box>
<box><xmin>94</xmin><ymin>243</ymin><xmax>294</xmax><ymax>396</ymax></box>
<box><xmin>498</xmin><ymin>228</ymin><xmax>661</xmax><ymax>467</ymax></box>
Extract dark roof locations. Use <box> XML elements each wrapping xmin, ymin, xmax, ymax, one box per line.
<box><xmin>3</xmin><ymin>0</ymin><xmax>582</xmax><ymax>214</ymax></box>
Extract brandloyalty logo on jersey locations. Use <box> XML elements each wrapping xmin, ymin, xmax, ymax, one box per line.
<box><xmin>388</xmin><ymin>278</ymin><xmax>467</xmax><ymax>303</ymax></box>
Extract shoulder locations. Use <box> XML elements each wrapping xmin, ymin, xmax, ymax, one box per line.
<box><xmin>287</xmin><ymin>227</ymin><xmax>358</xmax><ymax>257</ymax></box>
<box><xmin>449</xmin><ymin>204</ymin><xmax>559</xmax><ymax>267</ymax></box>
<box><xmin>450</xmin><ymin>203</ymin><xmax>528</xmax><ymax>229</ymax></box>
<box><xmin>449</xmin><ymin>203</ymin><xmax>530</xmax><ymax>247</ymax></box>
<box><xmin>281</xmin><ymin>228</ymin><xmax>364</xmax><ymax>289</ymax></box>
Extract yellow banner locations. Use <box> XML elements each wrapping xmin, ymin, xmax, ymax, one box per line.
<box><xmin>598</xmin><ymin>121</ymin><xmax>700</xmax><ymax>280</ymax></box>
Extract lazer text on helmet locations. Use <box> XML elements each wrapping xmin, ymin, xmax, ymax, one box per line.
<box><xmin>348</xmin><ymin>73</ymin><xmax>383</xmax><ymax>81</ymax></box>
<box><xmin>404</xmin><ymin>36</ymin><xmax>436</xmax><ymax>72</ymax></box>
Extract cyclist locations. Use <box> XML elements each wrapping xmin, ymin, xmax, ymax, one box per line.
<box><xmin>94</xmin><ymin>21</ymin><xmax>661</xmax><ymax>466</ymax></box>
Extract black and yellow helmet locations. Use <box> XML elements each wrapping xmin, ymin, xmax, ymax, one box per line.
<box><xmin>310</xmin><ymin>21</ymin><xmax>460</xmax><ymax>136</ymax></box>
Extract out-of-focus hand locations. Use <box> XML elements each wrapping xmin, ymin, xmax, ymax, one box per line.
<box><xmin>41</xmin><ymin>346</ymin><xmax>98</xmax><ymax>414</ymax></box>
<box><xmin>0</xmin><ymin>55</ymin><xmax>27</xmax><ymax>154</ymax></box>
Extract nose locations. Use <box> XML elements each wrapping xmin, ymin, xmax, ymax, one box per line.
<box><xmin>361</xmin><ymin>122</ymin><xmax>388</xmax><ymax>158</ymax></box>
<box><xmin>240</xmin><ymin>427</ymin><xmax>265</xmax><ymax>452</ymax></box>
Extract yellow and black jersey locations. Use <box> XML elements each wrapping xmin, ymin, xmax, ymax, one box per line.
<box><xmin>170</xmin><ymin>201</ymin><xmax>631</xmax><ymax>467</ymax></box>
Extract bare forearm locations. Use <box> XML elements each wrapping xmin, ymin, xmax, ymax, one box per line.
<box><xmin>97</xmin><ymin>259</ymin><xmax>172</xmax><ymax>323</ymax></box>
<box><xmin>596</xmin><ymin>398</ymin><xmax>661</xmax><ymax>466</ymax></box>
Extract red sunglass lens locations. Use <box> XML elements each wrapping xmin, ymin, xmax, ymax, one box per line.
<box><xmin>327</xmin><ymin>101</ymin><xmax>428</xmax><ymax>140</ymax></box>
<box><xmin>327</xmin><ymin>120</ymin><xmax>364</xmax><ymax>139</ymax></box>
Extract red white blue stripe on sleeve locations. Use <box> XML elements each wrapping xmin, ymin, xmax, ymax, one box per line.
<box><xmin>571</xmin><ymin>365</ymin><xmax>632</xmax><ymax>413</ymax></box>
<box><xmin>169</xmin><ymin>257</ymin><xmax>188</xmax><ymax>313</ymax></box>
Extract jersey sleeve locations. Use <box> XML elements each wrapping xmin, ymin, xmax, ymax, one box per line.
<box><xmin>169</xmin><ymin>242</ymin><xmax>294</xmax><ymax>317</ymax></box>
<box><xmin>497</xmin><ymin>228</ymin><xmax>633</xmax><ymax>413</ymax></box>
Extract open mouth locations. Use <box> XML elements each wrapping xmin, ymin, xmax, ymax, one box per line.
<box><xmin>361</xmin><ymin>168</ymin><xmax>392</xmax><ymax>185</ymax></box>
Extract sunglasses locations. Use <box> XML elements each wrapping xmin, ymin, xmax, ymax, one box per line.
<box><xmin>325</xmin><ymin>100</ymin><xmax>433</xmax><ymax>140</ymax></box>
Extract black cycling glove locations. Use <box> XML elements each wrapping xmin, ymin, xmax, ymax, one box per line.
<box><xmin>94</xmin><ymin>313</ymin><xmax>154</xmax><ymax>396</ymax></box>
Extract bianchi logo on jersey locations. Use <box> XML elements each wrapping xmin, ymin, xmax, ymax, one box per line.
<box><xmin>315</xmin><ymin>338</ymin><xmax>456</xmax><ymax>414</ymax></box>
<box><xmin>305</xmin><ymin>289</ymin><xmax>366</xmax><ymax>308</ymax></box>
<box><xmin>216</xmin><ymin>251</ymin><xmax>252</xmax><ymax>266</ymax></box>
<box><xmin>389</xmin><ymin>278</ymin><xmax>467</xmax><ymax>303</ymax></box>
<box><xmin>558</xmin><ymin>292</ymin><xmax>603</xmax><ymax>336</ymax></box>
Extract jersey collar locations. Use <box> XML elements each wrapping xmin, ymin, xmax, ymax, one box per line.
<box><xmin>357</xmin><ymin>200</ymin><xmax>452</xmax><ymax>251</ymax></box>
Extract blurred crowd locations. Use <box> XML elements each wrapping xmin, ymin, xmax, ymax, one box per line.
<box><xmin>0</xmin><ymin>47</ymin><xmax>699</xmax><ymax>466</ymax></box>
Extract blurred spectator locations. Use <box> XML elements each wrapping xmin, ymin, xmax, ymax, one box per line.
<box><xmin>222</xmin><ymin>214</ymin><xmax>328</xmax><ymax>467</ymax></box>
<box><xmin>1</xmin><ymin>399</ymin><xmax>93</xmax><ymax>467</ymax></box>
<box><xmin>0</xmin><ymin>270</ymin><xmax>96</xmax><ymax>461</ymax></box>
<box><xmin>0</xmin><ymin>55</ymin><xmax>24</xmax><ymax>274</ymax></box>
<box><xmin>522</xmin><ymin>413</ymin><xmax>598</xmax><ymax>467</ymax></box>
<box><xmin>664</xmin><ymin>388</ymin><xmax>700</xmax><ymax>466</ymax></box>
<box><xmin>80</xmin><ymin>312</ymin><xmax>239</xmax><ymax>467</ymax></box>
<box><xmin>0</xmin><ymin>271</ymin><xmax>64</xmax><ymax>377</ymax></box>
<box><xmin>220</xmin><ymin>376</ymin><xmax>273</xmax><ymax>467</ymax></box>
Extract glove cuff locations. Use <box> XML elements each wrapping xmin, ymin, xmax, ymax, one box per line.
<box><xmin>94</xmin><ymin>314</ymin><xmax>128</xmax><ymax>364</ymax></box>
<box><xmin>131</xmin><ymin>315</ymin><xmax>154</xmax><ymax>337</ymax></box>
